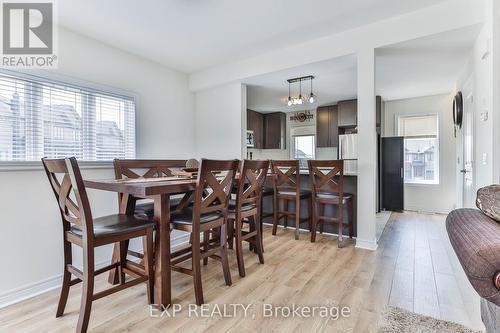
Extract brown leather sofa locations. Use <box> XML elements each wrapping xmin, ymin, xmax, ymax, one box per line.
<box><xmin>446</xmin><ymin>208</ymin><xmax>500</xmax><ymax>333</ymax></box>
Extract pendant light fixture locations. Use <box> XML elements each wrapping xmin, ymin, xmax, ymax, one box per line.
<box><xmin>309</xmin><ymin>78</ymin><xmax>315</xmax><ymax>103</ymax></box>
<box><xmin>286</xmin><ymin>75</ymin><xmax>315</xmax><ymax>107</ymax></box>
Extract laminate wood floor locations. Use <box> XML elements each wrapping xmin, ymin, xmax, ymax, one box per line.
<box><xmin>0</xmin><ymin>212</ymin><xmax>484</xmax><ymax>332</ymax></box>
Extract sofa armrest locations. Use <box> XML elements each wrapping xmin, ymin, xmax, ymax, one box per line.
<box><xmin>446</xmin><ymin>208</ymin><xmax>500</xmax><ymax>306</ymax></box>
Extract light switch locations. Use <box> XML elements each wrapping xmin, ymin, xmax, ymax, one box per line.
<box><xmin>482</xmin><ymin>153</ymin><xmax>488</xmax><ymax>165</ymax></box>
<box><xmin>481</xmin><ymin>111</ymin><xmax>489</xmax><ymax>121</ymax></box>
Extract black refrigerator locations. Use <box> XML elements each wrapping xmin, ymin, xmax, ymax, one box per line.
<box><xmin>381</xmin><ymin>137</ymin><xmax>404</xmax><ymax>211</ymax></box>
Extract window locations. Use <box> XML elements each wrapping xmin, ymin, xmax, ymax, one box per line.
<box><xmin>0</xmin><ymin>71</ymin><xmax>135</xmax><ymax>162</ymax></box>
<box><xmin>398</xmin><ymin>114</ymin><xmax>439</xmax><ymax>184</ymax></box>
<box><xmin>292</xmin><ymin>135</ymin><xmax>315</xmax><ymax>169</ymax></box>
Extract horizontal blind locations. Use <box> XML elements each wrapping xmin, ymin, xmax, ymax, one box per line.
<box><xmin>397</xmin><ymin>115</ymin><xmax>438</xmax><ymax>137</ymax></box>
<box><xmin>0</xmin><ymin>72</ymin><xmax>135</xmax><ymax>161</ymax></box>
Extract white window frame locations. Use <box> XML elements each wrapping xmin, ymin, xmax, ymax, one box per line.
<box><xmin>0</xmin><ymin>69</ymin><xmax>138</xmax><ymax>171</ymax></box>
<box><xmin>396</xmin><ymin>113</ymin><xmax>440</xmax><ymax>186</ymax></box>
<box><xmin>289</xmin><ymin>125</ymin><xmax>316</xmax><ymax>168</ymax></box>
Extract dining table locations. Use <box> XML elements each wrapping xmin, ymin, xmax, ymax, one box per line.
<box><xmin>84</xmin><ymin>176</ymin><xmax>198</xmax><ymax>307</ymax></box>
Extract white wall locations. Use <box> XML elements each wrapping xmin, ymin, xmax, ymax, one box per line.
<box><xmin>0</xmin><ymin>28</ymin><xmax>195</xmax><ymax>306</ymax></box>
<box><xmin>194</xmin><ymin>83</ymin><xmax>246</xmax><ymax>159</ymax></box>
<box><xmin>383</xmin><ymin>94</ymin><xmax>457</xmax><ymax>214</ymax></box>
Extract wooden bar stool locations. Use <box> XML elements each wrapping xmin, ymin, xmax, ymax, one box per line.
<box><xmin>271</xmin><ymin>160</ymin><xmax>312</xmax><ymax>240</ymax></box>
<box><xmin>227</xmin><ymin>159</ymin><xmax>269</xmax><ymax>277</ymax></box>
<box><xmin>308</xmin><ymin>160</ymin><xmax>353</xmax><ymax>247</ymax></box>
<box><xmin>169</xmin><ymin>159</ymin><xmax>239</xmax><ymax>305</ymax></box>
<box><xmin>42</xmin><ymin>157</ymin><xmax>155</xmax><ymax>333</ymax></box>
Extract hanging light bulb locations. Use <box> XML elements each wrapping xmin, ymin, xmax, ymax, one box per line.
<box><xmin>309</xmin><ymin>79</ymin><xmax>315</xmax><ymax>103</ymax></box>
<box><xmin>298</xmin><ymin>80</ymin><xmax>303</xmax><ymax>104</ymax></box>
<box><xmin>287</xmin><ymin>82</ymin><xmax>292</xmax><ymax>106</ymax></box>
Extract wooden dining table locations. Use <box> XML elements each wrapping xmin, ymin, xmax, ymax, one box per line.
<box><xmin>84</xmin><ymin>176</ymin><xmax>197</xmax><ymax>307</ymax></box>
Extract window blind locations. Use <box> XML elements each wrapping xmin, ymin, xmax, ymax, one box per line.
<box><xmin>397</xmin><ymin>115</ymin><xmax>438</xmax><ymax>137</ymax></box>
<box><xmin>0</xmin><ymin>71</ymin><xmax>135</xmax><ymax>162</ymax></box>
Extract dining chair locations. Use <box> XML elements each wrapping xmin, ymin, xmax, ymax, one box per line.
<box><xmin>42</xmin><ymin>157</ymin><xmax>155</xmax><ymax>333</ymax></box>
<box><xmin>227</xmin><ymin>159</ymin><xmax>269</xmax><ymax>277</ymax></box>
<box><xmin>113</xmin><ymin>159</ymin><xmax>190</xmax><ymax>218</ymax></box>
<box><xmin>271</xmin><ymin>160</ymin><xmax>312</xmax><ymax>240</ymax></box>
<box><xmin>169</xmin><ymin>159</ymin><xmax>239</xmax><ymax>305</ymax></box>
<box><xmin>308</xmin><ymin>160</ymin><xmax>353</xmax><ymax>247</ymax></box>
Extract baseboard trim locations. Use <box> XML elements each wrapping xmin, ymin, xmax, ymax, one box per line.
<box><xmin>355</xmin><ymin>238</ymin><xmax>378</xmax><ymax>251</ymax></box>
<box><xmin>0</xmin><ymin>233</ymin><xmax>191</xmax><ymax>310</ymax></box>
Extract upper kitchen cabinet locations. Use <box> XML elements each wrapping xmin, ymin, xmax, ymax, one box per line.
<box><xmin>247</xmin><ymin>109</ymin><xmax>263</xmax><ymax>149</ymax></box>
<box><xmin>316</xmin><ymin>105</ymin><xmax>338</xmax><ymax>147</ymax></box>
<box><xmin>264</xmin><ymin>112</ymin><xmax>286</xmax><ymax>149</ymax></box>
<box><xmin>337</xmin><ymin>99</ymin><xmax>357</xmax><ymax>127</ymax></box>
<box><xmin>337</xmin><ymin>96</ymin><xmax>382</xmax><ymax>128</ymax></box>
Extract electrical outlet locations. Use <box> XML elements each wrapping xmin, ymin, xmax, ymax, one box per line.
<box><xmin>481</xmin><ymin>111</ymin><xmax>489</xmax><ymax>121</ymax></box>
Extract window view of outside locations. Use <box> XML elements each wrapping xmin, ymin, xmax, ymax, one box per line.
<box><xmin>0</xmin><ymin>74</ymin><xmax>135</xmax><ymax>162</ymax></box>
<box><xmin>398</xmin><ymin>114</ymin><xmax>439</xmax><ymax>184</ymax></box>
<box><xmin>293</xmin><ymin>135</ymin><xmax>315</xmax><ymax>168</ymax></box>
<box><xmin>404</xmin><ymin>137</ymin><xmax>438</xmax><ymax>183</ymax></box>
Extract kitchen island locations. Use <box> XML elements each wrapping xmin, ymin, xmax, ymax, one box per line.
<box><xmin>261</xmin><ymin>169</ymin><xmax>358</xmax><ymax>237</ymax></box>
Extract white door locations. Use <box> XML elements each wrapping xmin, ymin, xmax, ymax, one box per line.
<box><xmin>462</xmin><ymin>81</ymin><xmax>475</xmax><ymax>208</ymax></box>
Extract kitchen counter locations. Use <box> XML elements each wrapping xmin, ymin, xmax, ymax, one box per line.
<box><xmin>298</xmin><ymin>168</ymin><xmax>357</xmax><ymax>176</ymax></box>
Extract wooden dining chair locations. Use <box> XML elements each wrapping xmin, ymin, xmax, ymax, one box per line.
<box><xmin>308</xmin><ymin>160</ymin><xmax>353</xmax><ymax>247</ymax></box>
<box><xmin>42</xmin><ymin>157</ymin><xmax>155</xmax><ymax>333</ymax></box>
<box><xmin>169</xmin><ymin>159</ymin><xmax>239</xmax><ymax>305</ymax></box>
<box><xmin>113</xmin><ymin>159</ymin><xmax>190</xmax><ymax>218</ymax></box>
<box><xmin>227</xmin><ymin>159</ymin><xmax>269</xmax><ymax>277</ymax></box>
<box><xmin>271</xmin><ymin>160</ymin><xmax>312</xmax><ymax>240</ymax></box>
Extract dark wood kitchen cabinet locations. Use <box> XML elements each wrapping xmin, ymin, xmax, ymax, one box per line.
<box><xmin>316</xmin><ymin>105</ymin><xmax>338</xmax><ymax>147</ymax></box>
<box><xmin>338</xmin><ymin>99</ymin><xmax>357</xmax><ymax>127</ymax></box>
<box><xmin>247</xmin><ymin>109</ymin><xmax>263</xmax><ymax>149</ymax></box>
<box><xmin>263</xmin><ymin>112</ymin><xmax>286</xmax><ymax>149</ymax></box>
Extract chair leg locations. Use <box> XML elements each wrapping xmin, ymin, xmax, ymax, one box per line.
<box><xmin>219</xmin><ymin>224</ymin><xmax>232</xmax><ymax>286</ymax></box>
<box><xmin>191</xmin><ymin>233</ymin><xmax>204</xmax><ymax>305</ymax></box>
<box><xmin>285</xmin><ymin>200</ymin><xmax>290</xmax><ymax>229</ymax></box>
<box><xmin>56</xmin><ymin>239</ymin><xmax>72</xmax><ymax>317</ymax></box>
<box><xmin>203</xmin><ymin>231</ymin><xmax>210</xmax><ymax>265</ymax></box>
<box><xmin>227</xmin><ymin>219</ymin><xmax>234</xmax><ymax>250</ymax></box>
<box><xmin>143</xmin><ymin>229</ymin><xmax>154</xmax><ymax>304</ymax></box>
<box><xmin>319</xmin><ymin>203</ymin><xmax>325</xmax><ymax>234</ymax></box>
<box><xmin>294</xmin><ymin>197</ymin><xmax>300</xmax><ymax>240</ymax></box>
<box><xmin>253</xmin><ymin>215</ymin><xmax>265</xmax><ymax>264</ymax></box>
<box><xmin>348</xmin><ymin>199</ymin><xmax>354</xmax><ymax>238</ymax></box>
<box><xmin>310</xmin><ymin>200</ymin><xmax>317</xmax><ymax>243</ymax></box>
<box><xmin>338</xmin><ymin>203</ymin><xmax>344</xmax><ymax>248</ymax></box>
<box><xmin>76</xmin><ymin>247</ymin><xmax>94</xmax><ymax>333</ymax></box>
<box><xmin>272</xmin><ymin>196</ymin><xmax>279</xmax><ymax>235</ymax></box>
<box><xmin>235</xmin><ymin>217</ymin><xmax>246</xmax><ymax>277</ymax></box>
<box><xmin>307</xmin><ymin>196</ymin><xmax>312</xmax><ymax>232</ymax></box>
<box><xmin>118</xmin><ymin>240</ymin><xmax>129</xmax><ymax>284</ymax></box>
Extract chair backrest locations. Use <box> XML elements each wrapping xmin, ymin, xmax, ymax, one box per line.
<box><xmin>234</xmin><ymin>160</ymin><xmax>270</xmax><ymax>213</ymax></box>
<box><xmin>42</xmin><ymin>157</ymin><xmax>94</xmax><ymax>238</ymax></box>
<box><xmin>191</xmin><ymin>159</ymin><xmax>239</xmax><ymax>229</ymax></box>
<box><xmin>113</xmin><ymin>159</ymin><xmax>188</xmax><ymax>205</ymax></box>
<box><xmin>308</xmin><ymin>160</ymin><xmax>344</xmax><ymax>199</ymax></box>
<box><xmin>271</xmin><ymin>160</ymin><xmax>300</xmax><ymax>193</ymax></box>
<box><xmin>113</xmin><ymin>159</ymin><xmax>188</xmax><ymax>179</ymax></box>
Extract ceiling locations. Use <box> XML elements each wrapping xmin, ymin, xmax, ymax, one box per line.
<box><xmin>59</xmin><ymin>0</ymin><xmax>449</xmax><ymax>73</ymax></box>
<box><xmin>246</xmin><ymin>25</ymin><xmax>481</xmax><ymax>112</ymax></box>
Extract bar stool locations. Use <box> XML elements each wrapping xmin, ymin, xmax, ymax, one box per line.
<box><xmin>271</xmin><ymin>160</ymin><xmax>312</xmax><ymax>240</ymax></box>
<box><xmin>308</xmin><ymin>160</ymin><xmax>353</xmax><ymax>247</ymax></box>
<box><xmin>227</xmin><ymin>159</ymin><xmax>269</xmax><ymax>277</ymax></box>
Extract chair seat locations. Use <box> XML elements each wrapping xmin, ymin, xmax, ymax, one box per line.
<box><xmin>70</xmin><ymin>214</ymin><xmax>156</xmax><ymax>239</ymax></box>
<box><xmin>228</xmin><ymin>199</ymin><xmax>257</xmax><ymax>213</ymax></box>
<box><xmin>134</xmin><ymin>196</ymin><xmax>183</xmax><ymax>218</ymax></box>
<box><xmin>315</xmin><ymin>192</ymin><xmax>353</xmax><ymax>203</ymax></box>
<box><xmin>277</xmin><ymin>189</ymin><xmax>311</xmax><ymax>199</ymax></box>
<box><xmin>170</xmin><ymin>208</ymin><xmax>224</xmax><ymax>225</ymax></box>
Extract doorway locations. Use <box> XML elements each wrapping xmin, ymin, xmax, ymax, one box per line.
<box><xmin>461</xmin><ymin>76</ymin><xmax>475</xmax><ymax>208</ymax></box>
